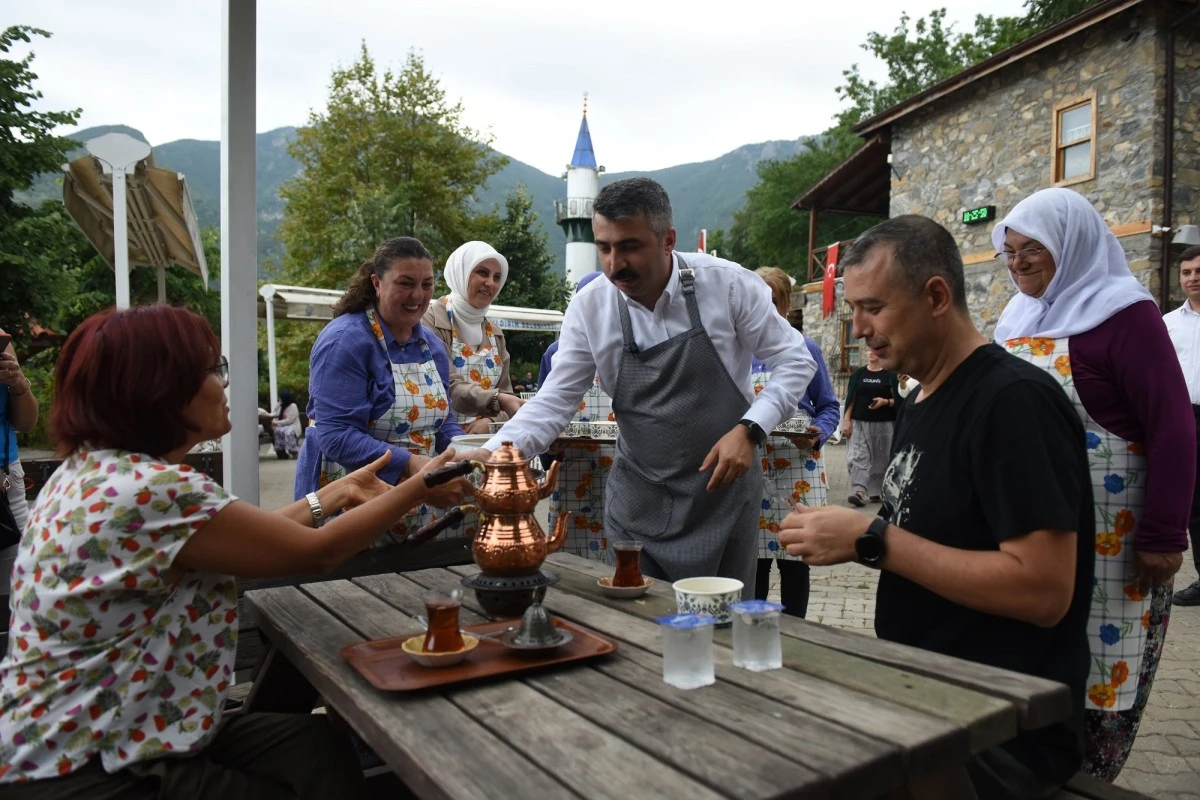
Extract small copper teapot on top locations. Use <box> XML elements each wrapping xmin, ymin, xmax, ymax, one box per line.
<box><xmin>408</xmin><ymin>442</ymin><xmax>568</xmax><ymax>576</ymax></box>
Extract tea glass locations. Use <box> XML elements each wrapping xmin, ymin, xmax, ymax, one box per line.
<box><xmin>657</xmin><ymin>613</ymin><xmax>715</xmax><ymax>690</ymax></box>
<box><xmin>611</xmin><ymin>540</ymin><xmax>644</xmax><ymax>588</ymax></box>
<box><xmin>729</xmin><ymin>600</ymin><xmax>783</xmax><ymax>671</ymax></box>
<box><xmin>422</xmin><ymin>592</ymin><xmax>465</xmax><ymax>653</ymax></box>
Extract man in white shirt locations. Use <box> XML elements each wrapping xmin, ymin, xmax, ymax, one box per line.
<box><xmin>476</xmin><ymin>178</ymin><xmax>816</xmax><ymax>594</ymax></box>
<box><xmin>1164</xmin><ymin>245</ymin><xmax>1200</xmax><ymax>606</ymax></box>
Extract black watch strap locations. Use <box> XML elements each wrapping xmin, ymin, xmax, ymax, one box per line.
<box><xmin>738</xmin><ymin>418</ymin><xmax>767</xmax><ymax>445</ymax></box>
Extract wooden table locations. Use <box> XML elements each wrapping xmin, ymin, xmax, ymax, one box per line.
<box><xmin>242</xmin><ymin>552</ymin><xmax>1075</xmax><ymax>800</ymax></box>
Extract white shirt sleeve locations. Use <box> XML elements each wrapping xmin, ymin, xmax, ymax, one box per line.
<box><xmin>483</xmin><ymin>299</ymin><xmax>597</xmax><ymax>455</ymax></box>
<box><xmin>734</xmin><ymin>275</ymin><xmax>816</xmax><ymax>433</ymax></box>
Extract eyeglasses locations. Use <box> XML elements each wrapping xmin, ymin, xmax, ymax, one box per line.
<box><xmin>212</xmin><ymin>356</ymin><xmax>229</xmax><ymax>381</ymax></box>
<box><xmin>994</xmin><ymin>247</ymin><xmax>1048</xmax><ymax>266</ymax></box>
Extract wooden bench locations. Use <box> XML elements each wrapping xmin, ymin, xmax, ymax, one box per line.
<box><xmin>1052</xmin><ymin>772</ymin><xmax>1153</xmax><ymax>799</ymax></box>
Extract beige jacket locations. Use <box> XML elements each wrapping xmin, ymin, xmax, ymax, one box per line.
<box><xmin>423</xmin><ymin>299</ymin><xmax>516</xmax><ymax>422</ymax></box>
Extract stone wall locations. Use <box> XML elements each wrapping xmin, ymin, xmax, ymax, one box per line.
<box><xmin>799</xmin><ymin>5</ymin><xmax>1200</xmax><ymax>397</ymax></box>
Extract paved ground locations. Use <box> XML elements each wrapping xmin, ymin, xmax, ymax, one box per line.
<box><xmin>258</xmin><ymin>441</ymin><xmax>1199</xmax><ymax>797</ymax></box>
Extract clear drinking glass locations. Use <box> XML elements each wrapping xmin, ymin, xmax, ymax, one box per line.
<box><xmin>611</xmin><ymin>540</ymin><xmax>644</xmax><ymax>587</ymax></box>
<box><xmin>657</xmin><ymin>613</ymin><xmax>715</xmax><ymax>689</ymax></box>
<box><xmin>729</xmin><ymin>600</ymin><xmax>783</xmax><ymax>671</ymax></box>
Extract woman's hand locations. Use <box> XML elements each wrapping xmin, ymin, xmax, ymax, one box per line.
<box><xmin>868</xmin><ymin>397</ymin><xmax>891</xmax><ymax>411</ymax></box>
<box><xmin>1133</xmin><ymin>549</ymin><xmax>1184</xmax><ymax>595</ymax></box>
<box><xmin>784</xmin><ymin>426</ymin><xmax>821</xmax><ymax>452</ymax></box>
<box><xmin>465</xmin><ymin>418</ymin><xmax>493</xmax><ymax>435</ymax></box>
<box><xmin>0</xmin><ymin>349</ymin><xmax>29</xmax><ymax>395</ymax></box>
<box><xmin>338</xmin><ymin>451</ymin><xmax>394</xmax><ymax>510</ymax></box>
<box><xmin>408</xmin><ymin>449</ymin><xmax>475</xmax><ymax>508</ymax></box>
<box><xmin>498</xmin><ymin>392</ymin><xmax>525</xmax><ymax>418</ymax></box>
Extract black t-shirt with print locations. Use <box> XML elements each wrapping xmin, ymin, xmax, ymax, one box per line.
<box><xmin>877</xmin><ymin>344</ymin><xmax>1094</xmax><ymax>785</ymax></box>
<box><xmin>846</xmin><ymin>367</ymin><xmax>899</xmax><ymax>422</ymax></box>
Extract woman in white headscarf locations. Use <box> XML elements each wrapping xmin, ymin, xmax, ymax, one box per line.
<box><xmin>993</xmin><ymin>188</ymin><xmax>1192</xmax><ymax>782</ymax></box>
<box><xmin>424</xmin><ymin>241</ymin><xmax>525</xmax><ymax>434</ymax></box>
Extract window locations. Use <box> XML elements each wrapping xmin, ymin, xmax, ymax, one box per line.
<box><xmin>1052</xmin><ymin>94</ymin><xmax>1096</xmax><ymax>185</ymax></box>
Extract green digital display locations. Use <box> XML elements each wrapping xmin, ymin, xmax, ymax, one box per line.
<box><xmin>962</xmin><ymin>205</ymin><xmax>997</xmax><ymax>225</ymax></box>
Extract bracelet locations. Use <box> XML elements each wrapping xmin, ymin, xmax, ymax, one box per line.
<box><xmin>305</xmin><ymin>492</ymin><xmax>325</xmax><ymax>528</ymax></box>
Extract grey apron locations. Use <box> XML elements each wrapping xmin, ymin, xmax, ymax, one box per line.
<box><xmin>603</xmin><ymin>257</ymin><xmax>762</xmax><ymax>596</ymax></box>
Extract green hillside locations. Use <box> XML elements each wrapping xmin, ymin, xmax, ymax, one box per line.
<box><xmin>21</xmin><ymin>124</ymin><xmax>812</xmax><ymax>277</ymax></box>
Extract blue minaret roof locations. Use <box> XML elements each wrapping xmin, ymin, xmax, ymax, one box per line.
<box><xmin>570</xmin><ymin>114</ymin><xmax>597</xmax><ymax>170</ymax></box>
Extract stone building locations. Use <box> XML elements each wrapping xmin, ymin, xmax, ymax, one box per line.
<box><xmin>795</xmin><ymin>0</ymin><xmax>1200</xmax><ymax>394</ymax></box>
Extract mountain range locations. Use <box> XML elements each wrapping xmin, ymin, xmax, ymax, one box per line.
<box><xmin>21</xmin><ymin>124</ymin><xmax>814</xmax><ymax>277</ymax></box>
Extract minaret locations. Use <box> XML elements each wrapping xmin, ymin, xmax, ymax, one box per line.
<box><xmin>556</xmin><ymin>93</ymin><xmax>604</xmax><ymax>288</ymax></box>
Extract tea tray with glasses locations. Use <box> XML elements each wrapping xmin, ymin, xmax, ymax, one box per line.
<box><xmin>771</xmin><ymin>412</ymin><xmax>815</xmax><ymax>435</ymax></box>
<box><xmin>489</xmin><ymin>421</ymin><xmax>619</xmax><ymax>442</ymax></box>
<box><xmin>341</xmin><ymin>616</ymin><xmax>618</xmax><ymax>692</ymax></box>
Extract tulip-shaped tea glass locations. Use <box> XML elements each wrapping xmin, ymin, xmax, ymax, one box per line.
<box><xmin>422</xmin><ymin>591</ymin><xmax>465</xmax><ymax>653</ymax></box>
<box><xmin>611</xmin><ymin>540</ymin><xmax>644</xmax><ymax>588</ymax></box>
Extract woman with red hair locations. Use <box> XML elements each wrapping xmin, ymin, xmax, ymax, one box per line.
<box><xmin>0</xmin><ymin>305</ymin><xmax>470</xmax><ymax>798</ymax></box>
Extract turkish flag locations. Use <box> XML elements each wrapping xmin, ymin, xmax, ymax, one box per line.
<box><xmin>822</xmin><ymin>242</ymin><xmax>840</xmax><ymax>318</ymax></box>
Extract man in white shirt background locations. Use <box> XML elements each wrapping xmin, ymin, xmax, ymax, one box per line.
<box><xmin>472</xmin><ymin>178</ymin><xmax>816</xmax><ymax>594</ymax></box>
<box><xmin>1165</xmin><ymin>245</ymin><xmax>1200</xmax><ymax>606</ymax></box>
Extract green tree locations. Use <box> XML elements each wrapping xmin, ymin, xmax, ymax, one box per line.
<box><xmin>278</xmin><ymin>45</ymin><xmax>506</xmax><ymax>289</ymax></box>
<box><xmin>725</xmin><ymin>128</ymin><xmax>881</xmax><ymax>278</ymax></box>
<box><xmin>1023</xmin><ymin>0</ymin><xmax>1101</xmax><ymax>29</ymax></box>
<box><xmin>0</xmin><ymin>26</ymin><xmax>81</xmax><ymax>350</ymax></box>
<box><xmin>469</xmin><ymin>186</ymin><xmax>571</xmax><ymax>373</ymax></box>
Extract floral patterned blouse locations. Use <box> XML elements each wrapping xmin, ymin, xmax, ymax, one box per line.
<box><xmin>0</xmin><ymin>449</ymin><xmax>235</xmax><ymax>782</ymax></box>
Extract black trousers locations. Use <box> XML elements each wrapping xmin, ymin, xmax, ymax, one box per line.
<box><xmin>1191</xmin><ymin>407</ymin><xmax>1200</xmax><ymax>574</ymax></box>
<box><xmin>754</xmin><ymin>557</ymin><xmax>810</xmax><ymax>619</ymax></box>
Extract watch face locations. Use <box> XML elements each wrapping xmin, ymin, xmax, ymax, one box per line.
<box><xmin>856</xmin><ymin>532</ymin><xmax>885</xmax><ymax>564</ymax></box>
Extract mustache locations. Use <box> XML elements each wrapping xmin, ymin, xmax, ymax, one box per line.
<box><xmin>611</xmin><ymin>269</ymin><xmax>636</xmax><ymax>282</ymax></box>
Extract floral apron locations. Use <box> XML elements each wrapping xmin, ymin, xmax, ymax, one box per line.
<box><xmin>319</xmin><ymin>307</ymin><xmax>469</xmax><ymax>544</ymax></box>
<box><xmin>547</xmin><ymin>375</ymin><xmax>617</xmax><ymax>562</ymax></box>
<box><xmin>1004</xmin><ymin>336</ymin><xmax>1149</xmax><ymax>712</ymax></box>
<box><xmin>443</xmin><ymin>297</ymin><xmax>502</xmax><ymax>417</ymax></box>
<box><xmin>751</xmin><ymin>367</ymin><xmax>827</xmax><ymax>560</ymax></box>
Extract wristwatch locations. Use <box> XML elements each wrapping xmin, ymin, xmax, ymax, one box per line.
<box><xmin>485</xmin><ymin>391</ymin><xmax>502</xmax><ymax>415</ymax></box>
<box><xmin>737</xmin><ymin>418</ymin><xmax>767</xmax><ymax>446</ymax></box>
<box><xmin>855</xmin><ymin>516</ymin><xmax>888</xmax><ymax>567</ymax></box>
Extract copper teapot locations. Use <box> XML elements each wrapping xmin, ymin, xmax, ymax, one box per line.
<box><xmin>408</xmin><ymin>442</ymin><xmax>568</xmax><ymax>576</ymax></box>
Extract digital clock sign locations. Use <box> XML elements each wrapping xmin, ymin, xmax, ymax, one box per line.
<box><xmin>962</xmin><ymin>205</ymin><xmax>997</xmax><ymax>225</ymax></box>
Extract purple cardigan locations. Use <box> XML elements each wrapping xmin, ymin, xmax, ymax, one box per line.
<box><xmin>294</xmin><ymin>311</ymin><xmax>465</xmax><ymax>500</ymax></box>
<box><xmin>1070</xmin><ymin>300</ymin><xmax>1193</xmax><ymax>553</ymax></box>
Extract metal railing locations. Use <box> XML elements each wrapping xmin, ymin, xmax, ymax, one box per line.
<box><xmin>554</xmin><ymin>197</ymin><xmax>594</xmax><ymax>223</ymax></box>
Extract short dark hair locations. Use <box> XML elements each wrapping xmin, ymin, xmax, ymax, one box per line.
<box><xmin>334</xmin><ymin>237</ymin><xmax>433</xmax><ymax>317</ymax></box>
<box><xmin>1179</xmin><ymin>245</ymin><xmax>1200</xmax><ymax>266</ymax></box>
<box><xmin>51</xmin><ymin>305</ymin><xmax>221</xmax><ymax>457</ymax></box>
<box><xmin>593</xmin><ymin>177</ymin><xmax>673</xmax><ymax>237</ymax></box>
<box><xmin>840</xmin><ymin>215</ymin><xmax>968</xmax><ymax>310</ymax></box>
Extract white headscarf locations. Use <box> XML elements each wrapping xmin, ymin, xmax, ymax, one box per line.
<box><xmin>443</xmin><ymin>241</ymin><xmax>509</xmax><ymax>348</ymax></box>
<box><xmin>992</xmin><ymin>188</ymin><xmax>1152</xmax><ymax>343</ymax></box>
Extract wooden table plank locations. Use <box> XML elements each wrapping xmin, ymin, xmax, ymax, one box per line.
<box><xmin>540</xmin><ymin>560</ymin><xmax>1017</xmax><ymax>751</ymax></box>
<box><xmin>431</xmin><ymin>566</ymin><xmax>968</xmax><ymax>776</ymax></box>
<box><xmin>244</xmin><ymin>585</ymin><xmax>575</xmax><ymax>800</ymax></box>
<box><xmin>587</xmin><ymin>647</ymin><xmax>902</xmax><ymax>800</ymax></box>
<box><xmin>525</xmin><ymin>666</ymin><xmax>829</xmax><ymax>800</ymax></box>
<box><xmin>544</xmin><ymin>553</ymin><xmax>1069</xmax><ymax>730</ymax></box>
<box><xmin>399</xmin><ymin>567</ymin><xmax>918</xmax><ymax>797</ymax></box>
<box><xmin>304</xmin><ymin>579</ymin><xmax>735</xmax><ymax>800</ymax></box>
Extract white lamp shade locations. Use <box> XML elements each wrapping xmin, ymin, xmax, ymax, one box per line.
<box><xmin>1173</xmin><ymin>224</ymin><xmax>1200</xmax><ymax>246</ymax></box>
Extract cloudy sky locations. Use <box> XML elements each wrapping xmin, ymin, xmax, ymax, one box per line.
<box><xmin>20</xmin><ymin>0</ymin><xmax>1028</xmax><ymax>175</ymax></box>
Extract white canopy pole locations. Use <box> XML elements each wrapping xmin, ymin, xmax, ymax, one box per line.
<box><xmin>220</xmin><ymin>0</ymin><xmax>259</xmax><ymax>503</ymax></box>
<box><xmin>260</xmin><ymin>285</ymin><xmax>279</xmax><ymax>412</ymax></box>
<box><xmin>156</xmin><ymin>265</ymin><xmax>167</xmax><ymax>303</ymax></box>
<box><xmin>85</xmin><ymin>133</ymin><xmax>151</xmax><ymax>310</ymax></box>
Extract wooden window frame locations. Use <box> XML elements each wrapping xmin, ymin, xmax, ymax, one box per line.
<box><xmin>1052</xmin><ymin>92</ymin><xmax>1097</xmax><ymax>187</ymax></box>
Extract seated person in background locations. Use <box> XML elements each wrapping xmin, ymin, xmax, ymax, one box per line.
<box><xmin>780</xmin><ymin>216</ymin><xmax>1093</xmax><ymax>800</ymax></box>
